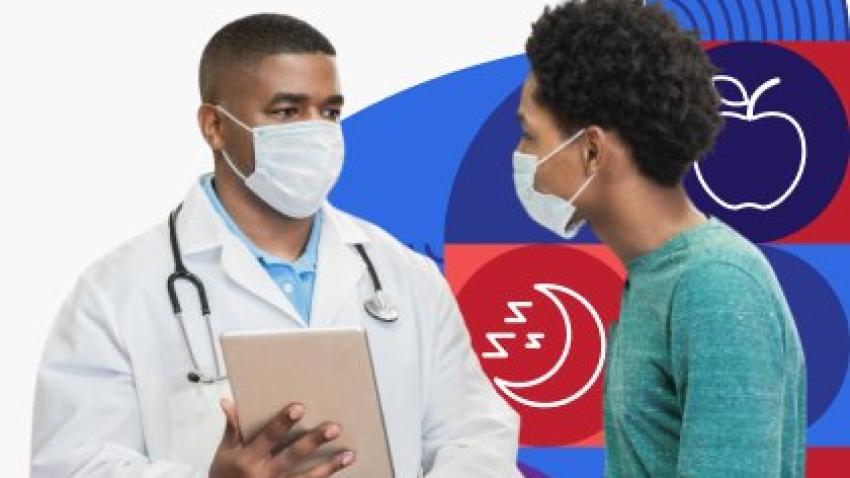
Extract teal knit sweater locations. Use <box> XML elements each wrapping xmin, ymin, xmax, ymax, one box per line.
<box><xmin>603</xmin><ymin>218</ymin><xmax>806</xmax><ymax>477</ymax></box>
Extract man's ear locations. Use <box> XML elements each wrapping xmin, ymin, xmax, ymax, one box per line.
<box><xmin>583</xmin><ymin>125</ymin><xmax>605</xmax><ymax>175</ymax></box>
<box><xmin>197</xmin><ymin>104</ymin><xmax>225</xmax><ymax>151</ymax></box>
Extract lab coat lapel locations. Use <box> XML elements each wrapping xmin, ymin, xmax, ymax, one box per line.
<box><xmin>178</xmin><ymin>180</ymin><xmax>305</xmax><ymax>327</ymax></box>
<box><xmin>220</xmin><ymin>234</ymin><xmax>305</xmax><ymax>327</ymax></box>
<box><xmin>310</xmin><ymin>203</ymin><xmax>369</xmax><ymax>328</ymax></box>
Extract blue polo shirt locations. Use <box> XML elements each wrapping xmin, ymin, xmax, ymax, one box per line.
<box><xmin>201</xmin><ymin>174</ymin><xmax>321</xmax><ymax>324</ymax></box>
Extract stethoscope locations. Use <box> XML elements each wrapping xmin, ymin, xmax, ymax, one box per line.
<box><xmin>166</xmin><ymin>203</ymin><xmax>399</xmax><ymax>384</ymax></box>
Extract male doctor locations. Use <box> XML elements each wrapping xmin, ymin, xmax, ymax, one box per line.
<box><xmin>31</xmin><ymin>13</ymin><xmax>520</xmax><ymax>478</ymax></box>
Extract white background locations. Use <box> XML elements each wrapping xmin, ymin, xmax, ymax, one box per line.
<box><xmin>0</xmin><ymin>0</ymin><xmax>552</xmax><ymax>474</ymax></box>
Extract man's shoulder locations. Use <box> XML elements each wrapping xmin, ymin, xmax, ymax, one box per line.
<box><xmin>327</xmin><ymin>206</ymin><xmax>442</xmax><ymax>278</ymax></box>
<box><xmin>79</xmin><ymin>221</ymin><xmax>169</xmax><ymax>288</ymax></box>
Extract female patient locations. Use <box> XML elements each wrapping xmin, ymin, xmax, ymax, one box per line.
<box><xmin>513</xmin><ymin>1</ymin><xmax>806</xmax><ymax>476</ymax></box>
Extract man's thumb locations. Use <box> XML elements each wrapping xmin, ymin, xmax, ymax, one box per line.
<box><xmin>219</xmin><ymin>398</ymin><xmax>242</xmax><ymax>447</ymax></box>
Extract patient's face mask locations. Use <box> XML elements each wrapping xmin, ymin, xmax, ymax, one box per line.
<box><xmin>215</xmin><ymin>105</ymin><xmax>344</xmax><ymax>218</ymax></box>
<box><xmin>513</xmin><ymin>128</ymin><xmax>595</xmax><ymax>239</ymax></box>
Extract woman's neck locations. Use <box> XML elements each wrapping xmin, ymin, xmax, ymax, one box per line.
<box><xmin>591</xmin><ymin>180</ymin><xmax>706</xmax><ymax>265</ymax></box>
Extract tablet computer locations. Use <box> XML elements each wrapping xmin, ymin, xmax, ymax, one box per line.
<box><xmin>220</xmin><ymin>327</ymin><xmax>394</xmax><ymax>477</ymax></box>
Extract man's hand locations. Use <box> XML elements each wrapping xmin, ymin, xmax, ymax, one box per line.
<box><xmin>210</xmin><ymin>399</ymin><xmax>356</xmax><ymax>478</ymax></box>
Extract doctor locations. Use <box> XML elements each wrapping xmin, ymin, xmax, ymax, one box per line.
<box><xmin>31</xmin><ymin>13</ymin><xmax>521</xmax><ymax>478</ymax></box>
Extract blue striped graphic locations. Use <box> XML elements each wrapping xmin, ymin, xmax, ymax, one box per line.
<box><xmin>651</xmin><ymin>0</ymin><xmax>849</xmax><ymax>40</ymax></box>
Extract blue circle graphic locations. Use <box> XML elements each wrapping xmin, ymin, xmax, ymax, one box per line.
<box><xmin>761</xmin><ymin>246</ymin><xmax>849</xmax><ymax>425</ymax></box>
<box><xmin>684</xmin><ymin>42</ymin><xmax>848</xmax><ymax>242</ymax></box>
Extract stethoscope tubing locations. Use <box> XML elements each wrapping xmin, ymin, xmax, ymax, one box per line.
<box><xmin>166</xmin><ymin>203</ymin><xmax>398</xmax><ymax>384</ymax></box>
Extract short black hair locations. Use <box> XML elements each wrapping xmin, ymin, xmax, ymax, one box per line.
<box><xmin>199</xmin><ymin>13</ymin><xmax>336</xmax><ymax>103</ymax></box>
<box><xmin>525</xmin><ymin>0</ymin><xmax>722</xmax><ymax>186</ymax></box>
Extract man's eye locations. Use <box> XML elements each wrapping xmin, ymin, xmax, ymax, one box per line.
<box><xmin>322</xmin><ymin>108</ymin><xmax>341</xmax><ymax>120</ymax></box>
<box><xmin>521</xmin><ymin>131</ymin><xmax>533</xmax><ymax>140</ymax></box>
<box><xmin>273</xmin><ymin>107</ymin><xmax>299</xmax><ymax>118</ymax></box>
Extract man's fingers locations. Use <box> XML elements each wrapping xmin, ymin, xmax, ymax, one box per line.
<box><xmin>271</xmin><ymin>422</ymin><xmax>342</xmax><ymax>472</ymax></box>
<box><xmin>247</xmin><ymin>402</ymin><xmax>305</xmax><ymax>456</ymax></box>
<box><xmin>289</xmin><ymin>450</ymin><xmax>356</xmax><ymax>478</ymax></box>
<box><xmin>218</xmin><ymin>398</ymin><xmax>242</xmax><ymax>448</ymax></box>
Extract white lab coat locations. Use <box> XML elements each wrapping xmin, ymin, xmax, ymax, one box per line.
<box><xmin>31</xmin><ymin>180</ymin><xmax>521</xmax><ymax>478</ymax></box>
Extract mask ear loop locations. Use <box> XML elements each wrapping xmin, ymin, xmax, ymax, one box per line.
<box><xmin>569</xmin><ymin>142</ymin><xmax>601</xmax><ymax>204</ymax></box>
<box><xmin>568</xmin><ymin>168</ymin><xmax>596</xmax><ymax>204</ymax></box>
<box><xmin>212</xmin><ymin>105</ymin><xmax>253</xmax><ymax>181</ymax></box>
<box><xmin>214</xmin><ymin>105</ymin><xmax>253</xmax><ymax>132</ymax></box>
<box><xmin>220</xmin><ymin>150</ymin><xmax>248</xmax><ymax>181</ymax></box>
<box><xmin>539</xmin><ymin>128</ymin><xmax>587</xmax><ymax>165</ymax></box>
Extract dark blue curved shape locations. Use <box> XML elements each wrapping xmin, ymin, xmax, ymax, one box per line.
<box><xmin>808</xmin><ymin>0</ymin><xmax>826</xmax><ymax>39</ymax></box>
<box><xmin>694</xmin><ymin>0</ymin><xmax>720</xmax><ymax>38</ymax></box>
<box><xmin>799</xmin><ymin>0</ymin><xmax>815</xmax><ymax>39</ymax></box>
<box><xmin>713</xmin><ymin>0</ymin><xmax>735</xmax><ymax>38</ymax></box>
<box><xmin>735</xmin><ymin>0</ymin><xmax>751</xmax><ymax>39</ymax></box>
<box><xmin>785</xmin><ymin>244</ymin><xmax>850</xmax><ymax>445</ymax></box>
<box><xmin>762</xmin><ymin>246</ymin><xmax>850</xmax><ymax>428</ymax></box>
<box><xmin>788</xmin><ymin>0</ymin><xmax>802</xmax><ymax>39</ymax></box>
<box><xmin>759</xmin><ymin>0</ymin><xmax>780</xmax><ymax>40</ymax></box>
<box><xmin>725</xmin><ymin>0</ymin><xmax>748</xmax><ymax>39</ymax></box>
<box><xmin>823</xmin><ymin>0</ymin><xmax>836</xmax><ymax>39</ymax></box>
<box><xmin>518</xmin><ymin>462</ymin><xmax>551</xmax><ymax>478</ymax></box>
<box><xmin>837</xmin><ymin>0</ymin><xmax>850</xmax><ymax>39</ymax></box>
<box><xmin>772</xmin><ymin>0</ymin><xmax>787</xmax><ymax>39</ymax></box>
<box><xmin>752</xmin><ymin>0</ymin><xmax>769</xmax><ymax>39</ymax></box>
<box><xmin>667</xmin><ymin>0</ymin><xmax>701</xmax><ymax>33</ymax></box>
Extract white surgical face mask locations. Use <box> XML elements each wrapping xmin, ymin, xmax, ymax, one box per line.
<box><xmin>215</xmin><ymin>105</ymin><xmax>344</xmax><ymax>218</ymax></box>
<box><xmin>513</xmin><ymin>128</ymin><xmax>595</xmax><ymax>239</ymax></box>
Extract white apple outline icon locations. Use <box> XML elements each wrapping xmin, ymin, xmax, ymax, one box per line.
<box><xmin>695</xmin><ymin>75</ymin><xmax>807</xmax><ymax>211</ymax></box>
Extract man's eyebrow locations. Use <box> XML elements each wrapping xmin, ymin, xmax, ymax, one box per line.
<box><xmin>266</xmin><ymin>92</ymin><xmax>310</xmax><ymax>106</ymax></box>
<box><xmin>517</xmin><ymin>112</ymin><xmax>527</xmax><ymax>126</ymax></box>
<box><xmin>325</xmin><ymin>94</ymin><xmax>344</xmax><ymax>105</ymax></box>
<box><xmin>266</xmin><ymin>92</ymin><xmax>345</xmax><ymax>107</ymax></box>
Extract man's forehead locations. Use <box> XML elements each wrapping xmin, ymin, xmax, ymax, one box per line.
<box><xmin>222</xmin><ymin>53</ymin><xmax>340</xmax><ymax>103</ymax></box>
<box><xmin>254</xmin><ymin>53</ymin><xmax>339</xmax><ymax>88</ymax></box>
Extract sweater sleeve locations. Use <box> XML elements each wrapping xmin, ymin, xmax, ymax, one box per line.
<box><xmin>670</xmin><ymin>261</ymin><xmax>786</xmax><ymax>477</ymax></box>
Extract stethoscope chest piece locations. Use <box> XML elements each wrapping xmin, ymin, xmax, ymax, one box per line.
<box><xmin>364</xmin><ymin>290</ymin><xmax>399</xmax><ymax>322</ymax></box>
<box><xmin>354</xmin><ymin>244</ymin><xmax>399</xmax><ymax>322</ymax></box>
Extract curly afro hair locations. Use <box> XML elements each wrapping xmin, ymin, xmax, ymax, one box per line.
<box><xmin>525</xmin><ymin>0</ymin><xmax>722</xmax><ymax>186</ymax></box>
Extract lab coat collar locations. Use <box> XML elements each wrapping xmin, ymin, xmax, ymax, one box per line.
<box><xmin>175</xmin><ymin>179</ymin><xmax>222</xmax><ymax>255</ymax></box>
<box><xmin>176</xmin><ymin>180</ymin><xmax>371</xmax><ymax>255</ymax></box>
<box><xmin>175</xmin><ymin>179</ymin><xmax>370</xmax><ymax>327</ymax></box>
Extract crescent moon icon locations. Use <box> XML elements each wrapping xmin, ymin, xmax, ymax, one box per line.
<box><xmin>493</xmin><ymin>283</ymin><xmax>607</xmax><ymax>409</ymax></box>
